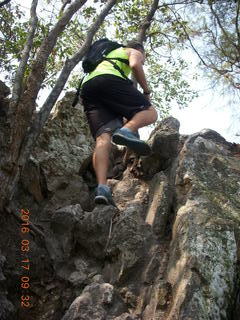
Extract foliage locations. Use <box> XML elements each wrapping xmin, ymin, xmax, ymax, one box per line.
<box><xmin>148</xmin><ymin>57</ymin><xmax>198</xmax><ymax>116</ymax></box>
<box><xmin>109</xmin><ymin>0</ymin><xmax>198</xmax><ymax>113</ymax></box>
<box><xmin>0</xmin><ymin>3</ymin><xmax>27</xmax><ymax>81</ymax></box>
<box><xmin>181</xmin><ymin>0</ymin><xmax>240</xmax><ymax>91</ymax></box>
<box><xmin>0</xmin><ymin>0</ymin><xmax>200</xmax><ymax>115</ymax></box>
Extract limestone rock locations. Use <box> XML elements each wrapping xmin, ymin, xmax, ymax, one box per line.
<box><xmin>0</xmin><ymin>82</ymin><xmax>10</xmax><ymax>149</ymax></box>
<box><xmin>0</xmin><ymin>81</ymin><xmax>10</xmax><ymax>118</ymax></box>
<box><xmin>0</xmin><ymin>295</ymin><xmax>15</xmax><ymax>320</ymax></box>
<box><xmin>110</xmin><ymin>167</ymin><xmax>149</xmax><ymax>211</ymax></box>
<box><xmin>0</xmin><ymin>80</ymin><xmax>10</xmax><ymax>99</ymax></box>
<box><xmin>47</xmin><ymin>204</ymin><xmax>84</xmax><ymax>264</ymax></box>
<box><xmin>114</xmin><ymin>313</ymin><xmax>141</xmax><ymax>320</ymax></box>
<box><xmin>1</xmin><ymin>97</ymin><xmax>240</xmax><ymax>320</ymax></box>
<box><xmin>61</xmin><ymin>283</ymin><xmax>126</xmax><ymax>320</ymax></box>
<box><xmin>104</xmin><ymin>205</ymin><xmax>153</xmax><ymax>283</ymax></box>
<box><xmin>140</xmin><ymin>117</ymin><xmax>180</xmax><ymax>178</ymax></box>
<box><xmin>0</xmin><ymin>251</ymin><xmax>15</xmax><ymax>320</ymax></box>
<box><xmin>166</xmin><ymin>128</ymin><xmax>239</xmax><ymax>319</ymax></box>
<box><xmin>22</xmin><ymin>91</ymin><xmax>94</xmax><ymax>210</ymax></box>
<box><xmin>145</xmin><ymin>172</ymin><xmax>174</xmax><ymax>238</ymax></box>
<box><xmin>74</xmin><ymin>205</ymin><xmax>118</xmax><ymax>259</ymax></box>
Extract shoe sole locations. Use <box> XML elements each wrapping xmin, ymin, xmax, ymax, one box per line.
<box><xmin>94</xmin><ymin>195</ymin><xmax>117</xmax><ymax>207</ymax></box>
<box><xmin>112</xmin><ymin>133</ymin><xmax>151</xmax><ymax>156</ymax></box>
<box><xmin>94</xmin><ymin>195</ymin><xmax>109</xmax><ymax>205</ymax></box>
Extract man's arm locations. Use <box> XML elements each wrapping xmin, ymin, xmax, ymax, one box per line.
<box><xmin>126</xmin><ymin>48</ymin><xmax>151</xmax><ymax>94</ymax></box>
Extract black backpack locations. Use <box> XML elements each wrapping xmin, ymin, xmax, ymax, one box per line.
<box><xmin>82</xmin><ymin>38</ymin><xmax>128</xmax><ymax>73</ymax></box>
<box><xmin>72</xmin><ymin>38</ymin><xmax>130</xmax><ymax>107</ymax></box>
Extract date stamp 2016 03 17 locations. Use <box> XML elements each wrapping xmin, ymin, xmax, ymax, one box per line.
<box><xmin>19</xmin><ymin>208</ymin><xmax>31</xmax><ymax>309</ymax></box>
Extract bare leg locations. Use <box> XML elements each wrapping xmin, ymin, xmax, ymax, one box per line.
<box><xmin>92</xmin><ymin>132</ymin><xmax>112</xmax><ymax>185</ymax></box>
<box><xmin>124</xmin><ymin>106</ymin><xmax>157</xmax><ymax>132</ymax></box>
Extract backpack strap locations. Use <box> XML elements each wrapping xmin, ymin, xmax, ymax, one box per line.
<box><xmin>72</xmin><ymin>76</ymin><xmax>85</xmax><ymax>107</ymax></box>
<box><xmin>72</xmin><ymin>56</ymin><xmax>130</xmax><ymax>107</ymax></box>
<box><xmin>104</xmin><ymin>57</ymin><xmax>130</xmax><ymax>81</ymax></box>
<box><xmin>107</xmin><ymin>57</ymin><xmax>129</xmax><ymax>64</ymax></box>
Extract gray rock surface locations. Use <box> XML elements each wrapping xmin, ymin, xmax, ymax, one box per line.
<box><xmin>1</xmin><ymin>86</ymin><xmax>240</xmax><ymax>320</ymax></box>
<box><xmin>166</xmin><ymin>128</ymin><xmax>239</xmax><ymax>320</ymax></box>
<box><xmin>0</xmin><ymin>80</ymin><xmax>10</xmax><ymax>99</ymax></box>
<box><xmin>140</xmin><ymin>116</ymin><xmax>180</xmax><ymax>178</ymax></box>
<box><xmin>61</xmin><ymin>283</ymin><xmax>124</xmax><ymax>320</ymax></box>
<box><xmin>21</xmin><ymin>91</ymin><xmax>94</xmax><ymax>212</ymax></box>
<box><xmin>0</xmin><ymin>251</ymin><xmax>15</xmax><ymax>320</ymax></box>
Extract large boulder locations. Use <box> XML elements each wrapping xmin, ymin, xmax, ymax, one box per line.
<box><xmin>0</xmin><ymin>251</ymin><xmax>15</xmax><ymax>320</ymax></box>
<box><xmin>2</xmin><ymin>103</ymin><xmax>240</xmax><ymax>320</ymax></box>
<box><xmin>166</xmin><ymin>128</ymin><xmax>239</xmax><ymax>319</ymax></box>
<box><xmin>21</xmin><ymin>92</ymin><xmax>94</xmax><ymax>211</ymax></box>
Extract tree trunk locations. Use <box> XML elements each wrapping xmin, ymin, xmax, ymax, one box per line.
<box><xmin>132</xmin><ymin>0</ymin><xmax>159</xmax><ymax>87</ymax></box>
<box><xmin>0</xmin><ymin>0</ymin><xmax>117</xmax><ymax>211</ymax></box>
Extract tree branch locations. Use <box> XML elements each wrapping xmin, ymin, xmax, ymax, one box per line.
<box><xmin>209</xmin><ymin>2</ymin><xmax>239</xmax><ymax>52</ymax></box>
<box><xmin>19</xmin><ymin>0</ymin><xmax>88</xmax><ymax>108</ymax></box>
<box><xmin>37</xmin><ymin>0</ymin><xmax>118</xmax><ymax>128</ymax></box>
<box><xmin>0</xmin><ymin>0</ymin><xmax>11</xmax><ymax>8</ymax></box>
<box><xmin>137</xmin><ymin>0</ymin><xmax>160</xmax><ymax>43</ymax></box>
<box><xmin>208</xmin><ymin>28</ymin><xmax>236</xmax><ymax>67</ymax></box>
<box><xmin>11</xmin><ymin>0</ymin><xmax>38</xmax><ymax>104</ymax></box>
<box><xmin>235</xmin><ymin>0</ymin><xmax>240</xmax><ymax>48</ymax></box>
<box><xmin>132</xmin><ymin>0</ymin><xmax>160</xmax><ymax>87</ymax></box>
<box><xmin>1</xmin><ymin>0</ymin><xmax>89</xmax><ymax>209</ymax></box>
<box><xmin>19</xmin><ymin>0</ymin><xmax>118</xmax><ymax>164</ymax></box>
<box><xmin>157</xmin><ymin>0</ymin><xmax>202</xmax><ymax>7</ymax></box>
<box><xmin>169</xmin><ymin>7</ymin><xmax>209</xmax><ymax>68</ymax></box>
<box><xmin>60</xmin><ymin>0</ymin><xmax>72</xmax><ymax>13</ymax></box>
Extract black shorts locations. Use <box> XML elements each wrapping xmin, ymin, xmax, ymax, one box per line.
<box><xmin>80</xmin><ymin>74</ymin><xmax>151</xmax><ymax>139</ymax></box>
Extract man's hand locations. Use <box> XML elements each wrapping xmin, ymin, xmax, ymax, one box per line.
<box><xmin>143</xmin><ymin>92</ymin><xmax>151</xmax><ymax>103</ymax></box>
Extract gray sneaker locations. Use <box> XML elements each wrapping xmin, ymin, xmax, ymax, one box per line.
<box><xmin>112</xmin><ymin>128</ymin><xmax>151</xmax><ymax>156</ymax></box>
<box><xmin>94</xmin><ymin>185</ymin><xmax>116</xmax><ymax>206</ymax></box>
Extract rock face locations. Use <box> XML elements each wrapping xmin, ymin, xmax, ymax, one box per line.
<box><xmin>0</xmin><ymin>87</ymin><xmax>240</xmax><ymax>320</ymax></box>
<box><xmin>0</xmin><ymin>81</ymin><xmax>11</xmax><ymax>158</ymax></box>
<box><xmin>167</xmin><ymin>129</ymin><xmax>239</xmax><ymax>320</ymax></box>
<box><xmin>19</xmin><ymin>92</ymin><xmax>94</xmax><ymax>212</ymax></box>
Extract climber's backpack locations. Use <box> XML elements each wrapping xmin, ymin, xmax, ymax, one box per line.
<box><xmin>72</xmin><ymin>38</ymin><xmax>129</xmax><ymax>107</ymax></box>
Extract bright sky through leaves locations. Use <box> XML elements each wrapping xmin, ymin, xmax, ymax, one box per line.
<box><xmin>6</xmin><ymin>0</ymin><xmax>240</xmax><ymax>143</ymax></box>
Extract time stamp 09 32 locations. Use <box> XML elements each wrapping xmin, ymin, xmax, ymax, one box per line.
<box><xmin>19</xmin><ymin>208</ymin><xmax>32</xmax><ymax>308</ymax></box>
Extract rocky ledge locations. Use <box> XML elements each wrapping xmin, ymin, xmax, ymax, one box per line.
<box><xmin>0</xmin><ymin>89</ymin><xmax>240</xmax><ymax>320</ymax></box>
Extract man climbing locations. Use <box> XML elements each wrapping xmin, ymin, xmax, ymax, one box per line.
<box><xmin>80</xmin><ymin>40</ymin><xmax>158</xmax><ymax>205</ymax></box>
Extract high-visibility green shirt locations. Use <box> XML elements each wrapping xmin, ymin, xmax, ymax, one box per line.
<box><xmin>82</xmin><ymin>47</ymin><xmax>131</xmax><ymax>85</ymax></box>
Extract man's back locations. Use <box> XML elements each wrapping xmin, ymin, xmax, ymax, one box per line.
<box><xmin>80</xmin><ymin>39</ymin><xmax>157</xmax><ymax>205</ymax></box>
<box><xmin>82</xmin><ymin>47</ymin><xmax>131</xmax><ymax>84</ymax></box>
